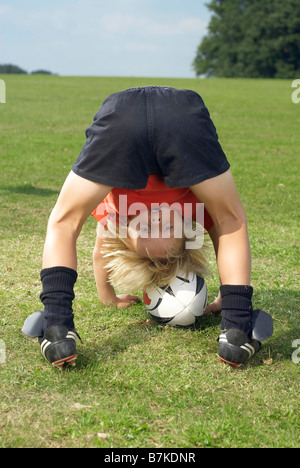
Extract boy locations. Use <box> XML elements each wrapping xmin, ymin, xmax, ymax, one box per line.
<box><xmin>91</xmin><ymin>174</ymin><xmax>213</xmax><ymax>305</ymax></box>
<box><xmin>37</xmin><ymin>86</ymin><xmax>262</xmax><ymax>368</ymax></box>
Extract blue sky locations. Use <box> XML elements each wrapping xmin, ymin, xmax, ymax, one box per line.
<box><xmin>0</xmin><ymin>0</ymin><xmax>211</xmax><ymax>77</ymax></box>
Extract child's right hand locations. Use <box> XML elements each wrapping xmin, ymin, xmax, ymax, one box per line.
<box><xmin>204</xmin><ymin>292</ymin><xmax>222</xmax><ymax>315</ymax></box>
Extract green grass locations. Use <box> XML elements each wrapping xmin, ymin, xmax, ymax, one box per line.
<box><xmin>0</xmin><ymin>75</ymin><xmax>299</xmax><ymax>448</ymax></box>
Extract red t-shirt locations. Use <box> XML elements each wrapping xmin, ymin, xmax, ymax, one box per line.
<box><xmin>92</xmin><ymin>175</ymin><xmax>213</xmax><ymax>231</ymax></box>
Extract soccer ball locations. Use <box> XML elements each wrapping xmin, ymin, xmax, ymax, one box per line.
<box><xmin>143</xmin><ymin>271</ymin><xmax>208</xmax><ymax>327</ymax></box>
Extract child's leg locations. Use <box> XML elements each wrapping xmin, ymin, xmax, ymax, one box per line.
<box><xmin>40</xmin><ymin>171</ymin><xmax>112</xmax><ymax>333</ymax></box>
<box><xmin>43</xmin><ymin>170</ymin><xmax>112</xmax><ymax>269</ymax></box>
<box><xmin>191</xmin><ymin>169</ymin><xmax>253</xmax><ymax>337</ymax></box>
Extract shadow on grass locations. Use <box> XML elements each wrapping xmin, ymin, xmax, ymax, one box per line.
<box><xmin>75</xmin><ymin>313</ymin><xmax>221</xmax><ymax>370</ymax></box>
<box><xmin>75</xmin><ymin>287</ymin><xmax>299</xmax><ymax>371</ymax></box>
<box><xmin>76</xmin><ymin>324</ymin><xmax>155</xmax><ymax>370</ymax></box>
<box><xmin>1</xmin><ymin>184</ymin><xmax>59</xmax><ymax>197</ymax></box>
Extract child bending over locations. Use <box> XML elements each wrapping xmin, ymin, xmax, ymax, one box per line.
<box><xmin>35</xmin><ymin>86</ymin><xmax>265</xmax><ymax>368</ymax></box>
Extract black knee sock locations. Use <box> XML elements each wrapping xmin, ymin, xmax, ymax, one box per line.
<box><xmin>220</xmin><ymin>285</ymin><xmax>253</xmax><ymax>337</ymax></box>
<box><xmin>40</xmin><ymin>267</ymin><xmax>78</xmax><ymax>333</ymax></box>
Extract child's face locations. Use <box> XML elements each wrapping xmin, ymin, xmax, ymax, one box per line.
<box><xmin>127</xmin><ymin>206</ymin><xmax>184</xmax><ymax>259</ymax></box>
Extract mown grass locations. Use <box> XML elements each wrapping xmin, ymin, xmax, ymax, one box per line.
<box><xmin>0</xmin><ymin>75</ymin><xmax>299</xmax><ymax>448</ymax></box>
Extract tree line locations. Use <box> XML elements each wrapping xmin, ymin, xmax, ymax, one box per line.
<box><xmin>193</xmin><ymin>0</ymin><xmax>300</xmax><ymax>78</ymax></box>
<box><xmin>0</xmin><ymin>64</ymin><xmax>54</xmax><ymax>75</ymax></box>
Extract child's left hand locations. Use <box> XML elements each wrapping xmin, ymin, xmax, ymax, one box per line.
<box><xmin>115</xmin><ymin>294</ymin><xmax>142</xmax><ymax>309</ymax></box>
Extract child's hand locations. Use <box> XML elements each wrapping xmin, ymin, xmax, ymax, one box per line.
<box><xmin>114</xmin><ymin>294</ymin><xmax>142</xmax><ymax>309</ymax></box>
<box><xmin>204</xmin><ymin>292</ymin><xmax>222</xmax><ymax>315</ymax></box>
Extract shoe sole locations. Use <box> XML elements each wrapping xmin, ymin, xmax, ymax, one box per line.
<box><xmin>52</xmin><ymin>354</ymin><xmax>77</xmax><ymax>370</ymax></box>
<box><xmin>218</xmin><ymin>355</ymin><xmax>241</xmax><ymax>368</ymax></box>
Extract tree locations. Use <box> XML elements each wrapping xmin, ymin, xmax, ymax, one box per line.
<box><xmin>31</xmin><ymin>69</ymin><xmax>53</xmax><ymax>75</ymax></box>
<box><xmin>0</xmin><ymin>64</ymin><xmax>28</xmax><ymax>74</ymax></box>
<box><xmin>193</xmin><ymin>0</ymin><xmax>300</xmax><ymax>78</ymax></box>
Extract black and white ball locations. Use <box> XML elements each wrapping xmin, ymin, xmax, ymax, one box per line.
<box><xmin>143</xmin><ymin>272</ymin><xmax>208</xmax><ymax>327</ymax></box>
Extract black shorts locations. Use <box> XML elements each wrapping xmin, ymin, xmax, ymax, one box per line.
<box><xmin>72</xmin><ymin>86</ymin><xmax>230</xmax><ymax>189</ymax></box>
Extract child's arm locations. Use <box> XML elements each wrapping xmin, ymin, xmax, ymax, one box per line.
<box><xmin>204</xmin><ymin>224</ymin><xmax>222</xmax><ymax>315</ymax></box>
<box><xmin>191</xmin><ymin>169</ymin><xmax>251</xmax><ymax>286</ymax></box>
<box><xmin>93</xmin><ymin>226</ymin><xmax>141</xmax><ymax>308</ymax></box>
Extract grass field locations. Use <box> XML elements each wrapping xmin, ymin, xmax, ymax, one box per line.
<box><xmin>0</xmin><ymin>75</ymin><xmax>299</xmax><ymax>448</ymax></box>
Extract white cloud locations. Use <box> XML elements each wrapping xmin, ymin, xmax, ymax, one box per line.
<box><xmin>100</xmin><ymin>15</ymin><xmax>139</xmax><ymax>34</ymax></box>
<box><xmin>0</xmin><ymin>4</ymin><xmax>10</xmax><ymax>15</ymax></box>
<box><xmin>177</xmin><ymin>18</ymin><xmax>208</xmax><ymax>34</ymax></box>
<box><xmin>100</xmin><ymin>14</ymin><xmax>207</xmax><ymax>38</ymax></box>
<box><xmin>125</xmin><ymin>42</ymin><xmax>158</xmax><ymax>53</ymax></box>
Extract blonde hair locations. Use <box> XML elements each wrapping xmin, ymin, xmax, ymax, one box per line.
<box><xmin>99</xmin><ymin>219</ymin><xmax>209</xmax><ymax>292</ymax></box>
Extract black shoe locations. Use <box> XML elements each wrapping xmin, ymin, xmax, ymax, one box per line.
<box><xmin>39</xmin><ymin>325</ymin><xmax>79</xmax><ymax>369</ymax></box>
<box><xmin>218</xmin><ymin>328</ymin><xmax>261</xmax><ymax>368</ymax></box>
